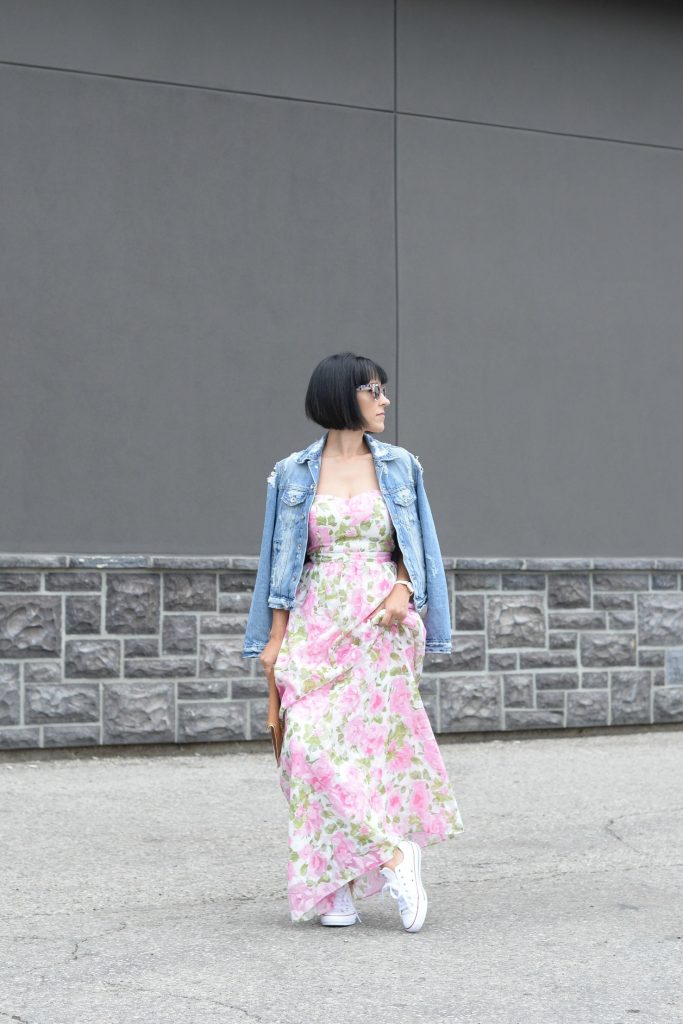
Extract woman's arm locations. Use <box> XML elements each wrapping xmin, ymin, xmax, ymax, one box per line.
<box><xmin>270</xmin><ymin>608</ymin><xmax>290</xmax><ymax>641</ymax></box>
<box><xmin>393</xmin><ymin>544</ymin><xmax>413</xmax><ymax>587</ymax></box>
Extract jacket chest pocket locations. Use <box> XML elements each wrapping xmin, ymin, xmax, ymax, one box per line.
<box><xmin>276</xmin><ymin>487</ymin><xmax>309</xmax><ymax>535</ymax></box>
<box><xmin>392</xmin><ymin>485</ymin><xmax>419</xmax><ymax>526</ymax></box>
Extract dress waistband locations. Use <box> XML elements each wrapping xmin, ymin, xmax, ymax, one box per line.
<box><xmin>307</xmin><ymin>548</ymin><xmax>394</xmax><ymax>563</ymax></box>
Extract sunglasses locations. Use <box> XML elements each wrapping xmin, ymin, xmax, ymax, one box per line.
<box><xmin>356</xmin><ymin>383</ymin><xmax>388</xmax><ymax>401</ymax></box>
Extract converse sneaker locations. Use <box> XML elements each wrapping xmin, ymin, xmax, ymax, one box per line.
<box><xmin>380</xmin><ymin>839</ymin><xmax>428</xmax><ymax>933</ymax></box>
<box><xmin>318</xmin><ymin>882</ymin><xmax>362</xmax><ymax>926</ymax></box>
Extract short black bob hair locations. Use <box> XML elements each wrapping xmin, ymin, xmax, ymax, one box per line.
<box><xmin>305</xmin><ymin>352</ymin><xmax>388</xmax><ymax>431</ymax></box>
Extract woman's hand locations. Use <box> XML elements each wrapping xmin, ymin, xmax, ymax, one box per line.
<box><xmin>258</xmin><ymin>635</ymin><xmax>283</xmax><ymax>674</ymax></box>
<box><xmin>259</xmin><ymin>635</ymin><xmax>285</xmax><ymax>765</ymax></box>
<box><xmin>375</xmin><ymin>584</ymin><xmax>411</xmax><ymax>628</ymax></box>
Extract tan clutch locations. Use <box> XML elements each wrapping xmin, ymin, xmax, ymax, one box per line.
<box><xmin>266</xmin><ymin>667</ymin><xmax>283</xmax><ymax>766</ymax></box>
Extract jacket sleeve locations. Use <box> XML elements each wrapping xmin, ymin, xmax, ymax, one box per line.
<box><xmin>412</xmin><ymin>453</ymin><xmax>453</xmax><ymax>653</ymax></box>
<box><xmin>242</xmin><ymin>460</ymin><xmax>280</xmax><ymax>658</ymax></box>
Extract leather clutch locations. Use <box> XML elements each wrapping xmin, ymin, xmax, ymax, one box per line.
<box><xmin>266</xmin><ymin>668</ymin><xmax>283</xmax><ymax>766</ymax></box>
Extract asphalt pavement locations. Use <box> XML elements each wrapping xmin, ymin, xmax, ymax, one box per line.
<box><xmin>1</xmin><ymin>725</ymin><xmax>682</xmax><ymax>1024</ymax></box>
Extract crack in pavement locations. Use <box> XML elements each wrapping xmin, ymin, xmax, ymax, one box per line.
<box><xmin>70</xmin><ymin>921</ymin><xmax>128</xmax><ymax>960</ymax></box>
<box><xmin>101</xmin><ymin>980</ymin><xmax>267</xmax><ymax>1021</ymax></box>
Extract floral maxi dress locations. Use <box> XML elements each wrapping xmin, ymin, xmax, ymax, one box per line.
<box><xmin>273</xmin><ymin>488</ymin><xmax>465</xmax><ymax>923</ymax></box>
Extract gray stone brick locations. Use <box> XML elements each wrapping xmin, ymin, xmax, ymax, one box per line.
<box><xmin>638</xmin><ymin>594</ymin><xmax>683</xmax><ymax>646</ymax></box>
<box><xmin>124</xmin><ymin>658</ymin><xmax>195</xmax><ymax>678</ymax></box>
<box><xmin>548</xmin><ymin>611</ymin><xmax>606</xmax><ymax>629</ymax></box>
<box><xmin>505</xmin><ymin>709</ymin><xmax>564</xmax><ymax>729</ymax></box>
<box><xmin>0</xmin><ymin>573</ymin><xmax>40</xmax><ymax>591</ymax></box>
<box><xmin>43</xmin><ymin>724</ymin><xmax>100</xmax><ymax>747</ymax></box>
<box><xmin>231</xmin><ymin>677</ymin><xmax>269</xmax><ymax>699</ymax></box>
<box><xmin>639</xmin><ymin>649</ymin><xmax>665</xmax><ymax>668</ymax></box>
<box><xmin>653</xmin><ymin>686</ymin><xmax>683</xmax><ymax>722</ymax></box>
<box><xmin>489</xmin><ymin>652</ymin><xmax>517</xmax><ymax>671</ymax></box>
<box><xmin>594</xmin><ymin>572</ymin><xmax>649</xmax><ymax>591</ymax></box>
<box><xmin>653</xmin><ymin>670</ymin><xmax>665</xmax><ymax>686</ymax></box>
<box><xmin>535</xmin><ymin>672</ymin><xmax>579</xmax><ymax>690</ymax></box>
<box><xmin>217</xmin><ymin>592</ymin><xmax>253</xmax><ymax>614</ymax></box>
<box><xmin>503</xmin><ymin>674</ymin><xmax>533</xmax><ymax>708</ymax></box>
<box><xmin>421</xmin><ymin>695</ymin><xmax>438</xmax><ymax>732</ymax></box>
<box><xmin>424</xmin><ymin>635</ymin><xmax>485</xmax><ymax>672</ymax></box>
<box><xmin>24</xmin><ymin>662</ymin><xmax>61</xmax><ymax>682</ymax></box>
<box><xmin>536</xmin><ymin>691</ymin><xmax>564</xmax><ymax>709</ymax></box>
<box><xmin>608</xmin><ymin>611</ymin><xmax>636</xmax><ymax>630</ymax></box>
<box><xmin>218</xmin><ymin>571</ymin><xmax>255</xmax><ymax>593</ymax></box>
<box><xmin>581</xmin><ymin>671</ymin><xmax>608</xmax><ymax>689</ymax></box>
<box><xmin>549</xmin><ymin>632</ymin><xmax>577</xmax><ymax>649</ymax></box>
<box><xmin>417</xmin><ymin>676</ymin><xmax>438</xmax><ymax>699</ymax></box>
<box><xmin>0</xmin><ymin>663</ymin><xmax>20</xmax><ymax>685</ymax></box>
<box><xmin>177</xmin><ymin>680</ymin><xmax>229</xmax><ymax>700</ymax></box>
<box><xmin>547</xmin><ymin>574</ymin><xmax>590</xmax><ymax>608</ymax></box>
<box><xmin>177</xmin><ymin>701</ymin><xmax>247</xmax><ymax>742</ymax></box>
<box><xmin>124</xmin><ymin>638</ymin><xmax>159</xmax><ymax>658</ymax></box>
<box><xmin>65</xmin><ymin>640</ymin><xmax>120</xmax><ymax>678</ymax></box>
<box><xmin>249</xmin><ymin>698</ymin><xmax>269</xmax><ymax>740</ymax></box>
<box><xmin>525</xmin><ymin>559</ymin><xmax>591</xmax><ymax>571</ymax></box>
<box><xmin>65</xmin><ymin>595</ymin><xmax>101</xmax><ymax>634</ymax></box>
<box><xmin>454</xmin><ymin>572</ymin><xmax>500</xmax><ymax>590</ymax></box>
<box><xmin>25</xmin><ymin>683</ymin><xmax>99</xmax><ymax>724</ymax></box>
<box><xmin>610</xmin><ymin>671</ymin><xmax>651</xmax><ymax>725</ymax></box>
<box><xmin>0</xmin><ymin>727</ymin><xmax>41</xmax><ymax>748</ymax></box>
<box><xmin>501</xmin><ymin>573</ymin><xmax>546</xmax><ymax>591</ymax></box>
<box><xmin>200</xmin><ymin>639</ymin><xmax>250</xmax><ymax>676</ymax></box>
<box><xmin>566</xmin><ymin>690</ymin><xmax>609</xmax><ymax>727</ymax></box>
<box><xmin>200</xmin><ymin>614</ymin><xmax>248</xmax><ymax>636</ymax></box>
<box><xmin>162</xmin><ymin>615</ymin><xmax>197</xmax><ymax>654</ymax></box>
<box><xmin>164</xmin><ymin>573</ymin><xmax>216</xmax><ymax>612</ymax></box>
<box><xmin>455</xmin><ymin>594</ymin><xmax>485</xmax><ymax>631</ymax></box>
<box><xmin>0</xmin><ymin>596</ymin><xmax>61</xmax><ymax>657</ymax></box>
<box><xmin>665</xmin><ymin>649</ymin><xmax>683</xmax><ymax>684</ymax></box>
<box><xmin>519</xmin><ymin>651</ymin><xmax>577</xmax><ymax>669</ymax></box>
<box><xmin>102</xmin><ymin>681</ymin><xmax>174</xmax><ymax>743</ymax></box>
<box><xmin>488</xmin><ymin>595</ymin><xmax>545</xmax><ymax>648</ymax></box>
<box><xmin>652</xmin><ymin>573</ymin><xmax>678</xmax><ymax>590</ymax></box>
<box><xmin>106</xmin><ymin>573</ymin><xmax>160</xmax><ymax>634</ymax></box>
<box><xmin>458</xmin><ymin>559</ymin><xmax>521</xmax><ymax>570</ymax></box>
<box><xmin>593</xmin><ymin>593</ymin><xmax>634</xmax><ymax>610</ymax></box>
<box><xmin>45</xmin><ymin>572</ymin><xmax>101</xmax><ymax>591</ymax></box>
<box><xmin>580</xmin><ymin>633</ymin><xmax>636</xmax><ymax>667</ymax></box>
<box><xmin>440</xmin><ymin>675</ymin><xmax>501</xmax><ymax>732</ymax></box>
<box><xmin>0</xmin><ymin>665</ymin><xmax>20</xmax><ymax>725</ymax></box>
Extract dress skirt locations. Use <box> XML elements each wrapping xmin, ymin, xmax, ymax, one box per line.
<box><xmin>273</xmin><ymin>489</ymin><xmax>465</xmax><ymax>923</ymax></box>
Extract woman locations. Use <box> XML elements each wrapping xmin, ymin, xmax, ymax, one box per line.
<box><xmin>243</xmin><ymin>352</ymin><xmax>465</xmax><ymax>931</ymax></box>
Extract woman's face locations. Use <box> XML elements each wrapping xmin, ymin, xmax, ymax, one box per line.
<box><xmin>358</xmin><ymin>377</ymin><xmax>390</xmax><ymax>433</ymax></box>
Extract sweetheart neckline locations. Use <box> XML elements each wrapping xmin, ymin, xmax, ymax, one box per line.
<box><xmin>314</xmin><ymin>489</ymin><xmax>382</xmax><ymax>500</ymax></box>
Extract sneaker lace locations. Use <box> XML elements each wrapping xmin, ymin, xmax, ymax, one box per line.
<box><xmin>381</xmin><ymin>876</ymin><xmax>415</xmax><ymax>917</ymax></box>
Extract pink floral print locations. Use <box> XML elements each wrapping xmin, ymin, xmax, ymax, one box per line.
<box><xmin>273</xmin><ymin>489</ymin><xmax>465</xmax><ymax>922</ymax></box>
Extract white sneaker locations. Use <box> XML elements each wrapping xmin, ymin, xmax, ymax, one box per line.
<box><xmin>318</xmin><ymin>882</ymin><xmax>362</xmax><ymax>926</ymax></box>
<box><xmin>380</xmin><ymin>839</ymin><xmax>428</xmax><ymax>933</ymax></box>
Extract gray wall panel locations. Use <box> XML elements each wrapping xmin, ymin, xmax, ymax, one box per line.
<box><xmin>0</xmin><ymin>0</ymin><xmax>394</xmax><ymax>109</ymax></box>
<box><xmin>0</xmin><ymin>65</ymin><xmax>395</xmax><ymax>553</ymax></box>
<box><xmin>398</xmin><ymin>0</ymin><xmax>683</xmax><ymax>148</ymax></box>
<box><xmin>397</xmin><ymin>115</ymin><xmax>683</xmax><ymax>555</ymax></box>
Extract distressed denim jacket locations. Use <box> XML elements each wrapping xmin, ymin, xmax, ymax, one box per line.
<box><xmin>242</xmin><ymin>430</ymin><xmax>453</xmax><ymax>657</ymax></box>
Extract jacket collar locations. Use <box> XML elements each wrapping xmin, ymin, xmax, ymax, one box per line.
<box><xmin>294</xmin><ymin>430</ymin><xmax>396</xmax><ymax>464</ymax></box>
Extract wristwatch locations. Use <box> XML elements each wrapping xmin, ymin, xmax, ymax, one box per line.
<box><xmin>395</xmin><ymin>579</ymin><xmax>414</xmax><ymax>596</ymax></box>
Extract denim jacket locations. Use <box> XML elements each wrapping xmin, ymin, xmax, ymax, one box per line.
<box><xmin>242</xmin><ymin>430</ymin><xmax>453</xmax><ymax>657</ymax></box>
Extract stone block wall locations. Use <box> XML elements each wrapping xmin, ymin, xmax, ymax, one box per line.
<box><xmin>1</xmin><ymin>555</ymin><xmax>683</xmax><ymax>750</ymax></box>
